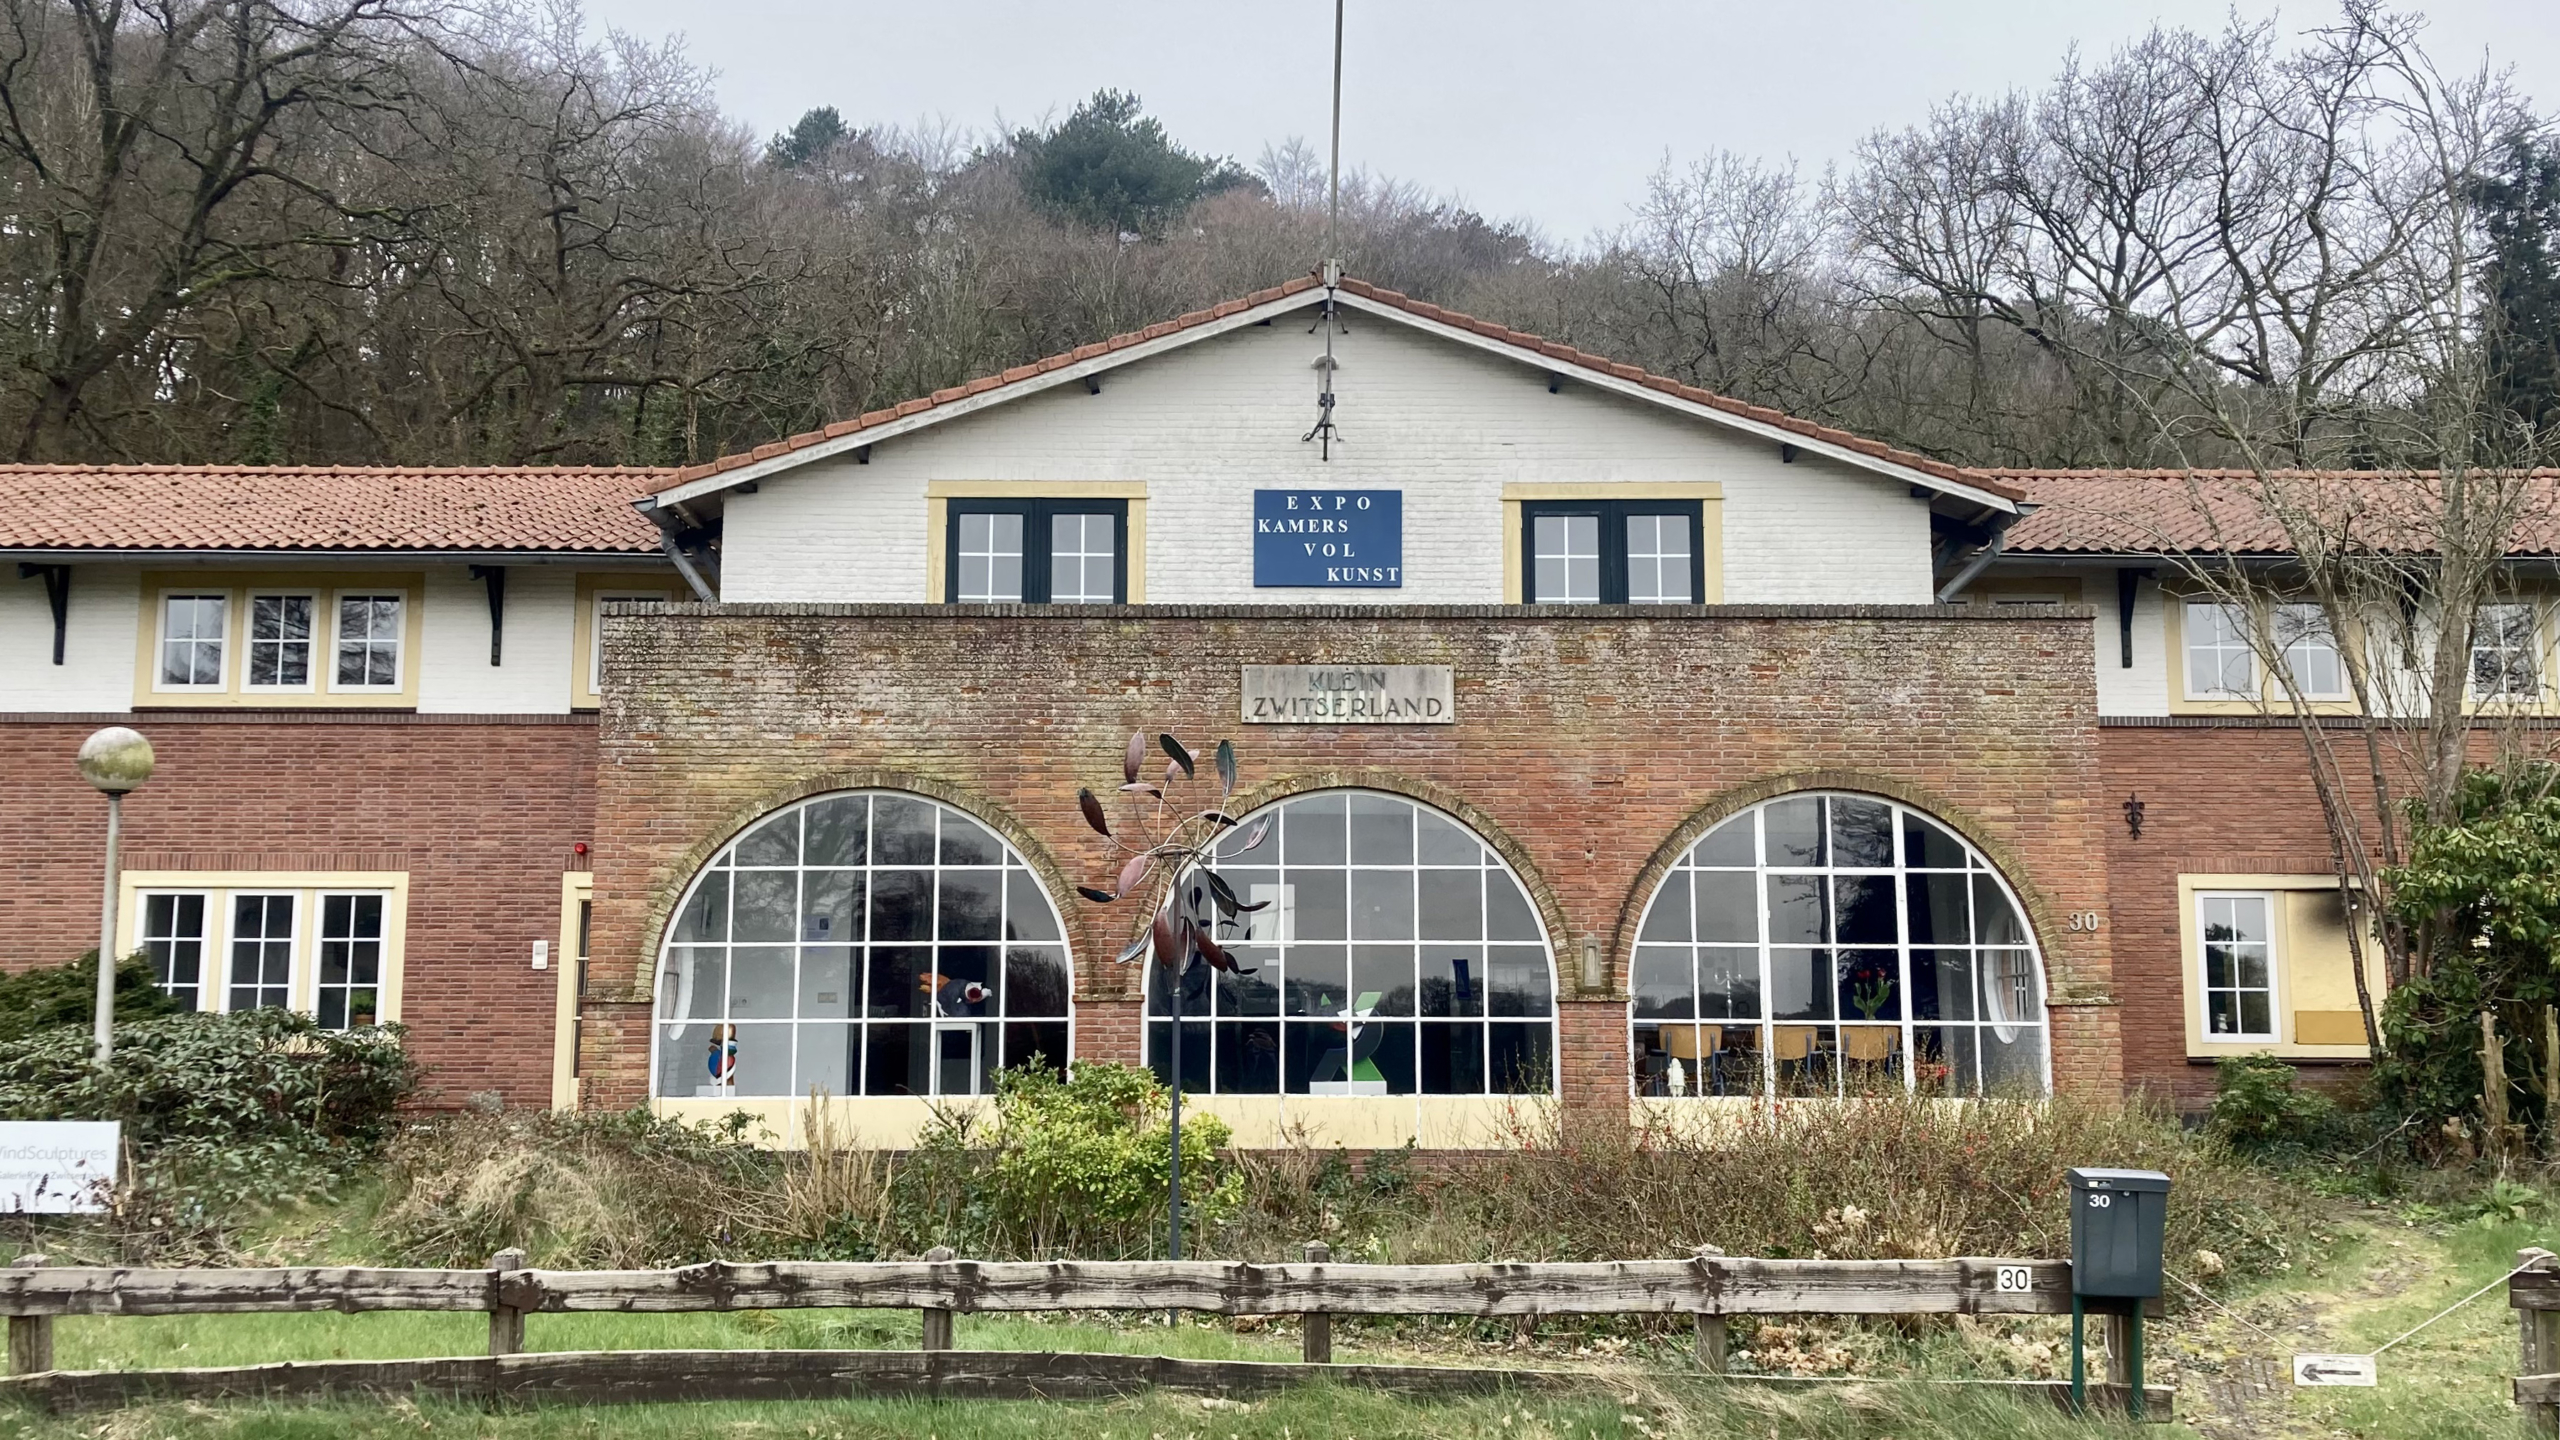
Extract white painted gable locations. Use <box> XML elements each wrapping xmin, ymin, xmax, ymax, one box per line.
<box><xmin>717</xmin><ymin>301</ymin><xmax>1941</xmax><ymax>605</ymax></box>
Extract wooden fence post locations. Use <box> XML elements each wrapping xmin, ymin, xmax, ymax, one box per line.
<box><xmin>488</xmin><ymin>1248</ymin><xmax>526</xmax><ymax>1358</ymax></box>
<box><xmin>6</xmin><ymin>1254</ymin><xmax>50</xmax><ymax>1376</ymax></box>
<box><xmin>1694</xmin><ymin>1314</ymin><xmax>1728</xmax><ymax>1374</ymax></box>
<box><xmin>1302</xmin><ymin>1242</ymin><xmax>1332</xmax><ymax>1365</ymax></box>
<box><xmin>2100</xmin><ymin>1308</ymin><xmax>2132</xmax><ymax>1396</ymax></box>
<box><xmin>921</xmin><ymin>1247</ymin><xmax>954</xmax><ymax>1352</ymax></box>
<box><xmin>2522</xmin><ymin>1248</ymin><xmax>2559</xmax><ymax>1434</ymax></box>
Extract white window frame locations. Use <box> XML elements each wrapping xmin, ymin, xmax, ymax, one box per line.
<box><xmin>2182</xmin><ymin>601</ymin><xmax>2258</xmax><ymax>700</ymax></box>
<box><xmin>328</xmin><ymin>590</ymin><xmax>407</xmax><ymax>693</ymax></box>
<box><xmin>153</xmin><ymin>591</ymin><xmax>231</xmax><ymax>693</ymax></box>
<box><xmin>221</xmin><ymin>890</ymin><xmax>302</xmax><ymax>1015</ymax></box>
<box><xmin>1623</xmin><ymin>513</ymin><xmax>1693</xmax><ymax>606</ymax></box>
<box><xmin>2195</xmin><ymin>890</ymin><xmax>2280</xmax><ymax>1043</ymax></box>
<box><xmin>137</xmin><ymin>890</ymin><xmax>212</xmax><ymax>1012</ymax></box>
<box><xmin>589</xmin><ymin>590</ymin><xmax>673</xmax><ymax>695</ymax></box>
<box><xmin>124</xmin><ymin>878</ymin><xmax>403</xmax><ymax>1027</ymax></box>
<box><xmin>2471</xmin><ymin>602</ymin><xmax>2544</xmax><ymax>702</ymax></box>
<box><xmin>2273</xmin><ymin>602</ymin><xmax>2350</xmax><ymax>701</ymax></box>
<box><xmin>313</xmin><ymin>890</ymin><xmax>389</xmax><ymax>1031</ymax></box>
<box><xmin>241</xmin><ymin>590</ymin><xmax>321</xmax><ymax>694</ymax></box>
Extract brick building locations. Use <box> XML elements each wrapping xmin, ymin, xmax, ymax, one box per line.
<box><xmin>0</xmin><ymin>274</ymin><xmax>2518</xmax><ymax>1135</ymax></box>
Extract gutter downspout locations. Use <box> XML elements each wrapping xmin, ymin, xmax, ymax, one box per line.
<box><xmin>1934</xmin><ymin>507</ymin><xmax>2026</xmax><ymax>603</ymax></box>
<box><xmin>637</xmin><ymin>503</ymin><xmax>718</xmax><ymax>603</ymax></box>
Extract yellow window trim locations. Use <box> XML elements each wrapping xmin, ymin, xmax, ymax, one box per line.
<box><xmin>134</xmin><ymin>571</ymin><xmax>424</xmax><ymax>709</ymax></box>
<box><xmin>2159</xmin><ymin>591</ymin><xmax>2367</xmax><ymax>717</ymax></box>
<box><xmin>2161</xmin><ymin>589</ymin><xmax>2560</xmax><ymax>717</ymax></box>
<box><xmin>2176</xmin><ymin>872</ymin><xmax>2379</xmax><ymax>1059</ymax></box>
<box><xmin>116</xmin><ymin>869</ymin><xmax>409</xmax><ymax>1026</ymax></box>
<box><xmin>574</xmin><ymin>573</ymin><xmax>680</xmax><ymax>710</ymax></box>
<box><xmin>554</xmin><ymin>872</ymin><xmax>593</xmax><ymax>1110</ymax></box>
<box><xmin>1497</xmin><ymin>482</ymin><xmax>1725</xmax><ymax>604</ymax></box>
<box><xmin>923</xmin><ymin>481</ymin><xmax>1149</xmax><ymax>603</ymax></box>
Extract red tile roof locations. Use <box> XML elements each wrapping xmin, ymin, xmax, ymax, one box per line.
<box><xmin>659</xmin><ymin>272</ymin><xmax>2022</xmax><ymax>501</ymax></box>
<box><xmin>2001</xmin><ymin>468</ymin><xmax>2560</xmax><ymax>556</ymax></box>
<box><xmin>0</xmin><ymin>465</ymin><xmax>672</xmax><ymax>553</ymax></box>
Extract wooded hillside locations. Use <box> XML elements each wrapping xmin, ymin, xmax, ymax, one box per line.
<box><xmin>0</xmin><ymin>0</ymin><xmax>2548</xmax><ymax>473</ymax></box>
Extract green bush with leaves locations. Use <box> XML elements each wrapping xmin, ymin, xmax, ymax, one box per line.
<box><xmin>2208</xmin><ymin>1053</ymin><xmax>2342</xmax><ymax>1151</ymax></box>
<box><xmin>979</xmin><ymin>1061</ymin><xmax>1235</xmax><ymax>1256</ymax></box>
<box><xmin>0</xmin><ymin>951</ymin><xmax>183</xmax><ymax>1045</ymax></box>
<box><xmin>0</xmin><ymin>1007</ymin><xmax>416</xmax><ymax>1223</ymax></box>
<box><xmin>2378</xmin><ymin>762</ymin><xmax>2560</xmax><ymax>1136</ymax></box>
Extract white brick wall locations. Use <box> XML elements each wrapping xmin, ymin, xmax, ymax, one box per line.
<box><xmin>720</xmin><ymin>307</ymin><xmax>1939</xmax><ymax>605</ymax></box>
<box><xmin>417</xmin><ymin>565</ymin><xmax>579</xmax><ymax>714</ymax></box>
<box><xmin>0</xmin><ymin>562</ymin><xmax>140</xmax><ymax>710</ymax></box>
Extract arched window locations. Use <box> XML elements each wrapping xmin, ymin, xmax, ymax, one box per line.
<box><xmin>652</xmin><ymin>792</ymin><xmax>1072</xmax><ymax>1100</ymax></box>
<box><xmin>1147</xmin><ymin>791</ymin><xmax>1557</xmax><ymax>1096</ymax></box>
<box><xmin>1630</xmin><ymin>792</ymin><xmax>2047</xmax><ymax>1098</ymax></box>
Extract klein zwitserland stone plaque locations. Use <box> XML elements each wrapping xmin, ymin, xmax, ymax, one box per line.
<box><xmin>1240</xmin><ymin>665</ymin><xmax>1453</xmax><ymax>724</ymax></box>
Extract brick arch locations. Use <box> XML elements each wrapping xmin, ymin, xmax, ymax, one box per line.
<box><xmin>628</xmin><ymin>769</ymin><xmax>1085</xmax><ymax>995</ymax></box>
<box><xmin>1607</xmin><ymin>768</ymin><xmax>2065</xmax><ymax>991</ymax></box>
<box><xmin>1198</xmin><ymin>766</ymin><xmax>1576</xmax><ymax>994</ymax></box>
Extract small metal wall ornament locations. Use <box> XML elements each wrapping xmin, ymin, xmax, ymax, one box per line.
<box><xmin>2123</xmin><ymin>793</ymin><xmax>2147</xmax><ymax>840</ymax></box>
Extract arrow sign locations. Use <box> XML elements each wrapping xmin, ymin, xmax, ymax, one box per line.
<box><xmin>2293</xmin><ymin>1353</ymin><xmax>2378</xmax><ymax>1386</ymax></box>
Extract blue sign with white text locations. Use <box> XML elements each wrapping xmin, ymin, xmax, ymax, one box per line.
<box><xmin>1253</xmin><ymin>489</ymin><xmax>1403</xmax><ymax>587</ymax></box>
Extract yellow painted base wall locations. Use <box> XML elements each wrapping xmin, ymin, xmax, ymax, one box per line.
<box><xmin>651</xmin><ymin>1094</ymin><xmax>1559</xmax><ymax>1150</ymax></box>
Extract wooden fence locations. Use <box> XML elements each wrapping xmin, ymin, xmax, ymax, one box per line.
<box><xmin>0</xmin><ymin>1246</ymin><xmax>2169</xmax><ymax>1417</ymax></box>
<box><xmin>2512</xmin><ymin>1248</ymin><xmax>2560</xmax><ymax>1430</ymax></box>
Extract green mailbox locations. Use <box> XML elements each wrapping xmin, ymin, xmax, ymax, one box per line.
<box><xmin>2065</xmin><ymin>1166</ymin><xmax>2171</xmax><ymax>1417</ymax></box>
<box><xmin>2068</xmin><ymin>1167</ymin><xmax>2171</xmax><ymax>1297</ymax></box>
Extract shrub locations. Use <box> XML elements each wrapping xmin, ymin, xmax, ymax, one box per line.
<box><xmin>980</xmin><ymin>1061</ymin><xmax>1234</xmax><ymax>1256</ymax></box>
<box><xmin>0</xmin><ymin>951</ymin><xmax>183</xmax><ymax>1045</ymax></box>
<box><xmin>375</xmin><ymin>1107</ymin><xmax>777</xmax><ymax>1268</ymax></box>
<box><xmin>2209</xmin><ymin>1053</ymin><xmax>2342</xmax><ymax>1152</ymax></box>
<box><xmin>0</xmin><ymin>1007</ymin><xmax>416</xmax><ymax>1239</ymax></box>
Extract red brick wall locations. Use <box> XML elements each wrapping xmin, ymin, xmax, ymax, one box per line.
<box><xmin>581</xmin><ymin>604</ymin><xmax>2119</xmax><ymax>1124</ymax></box>
<box><xmin>2099</xmin><ymin>721</ymin><xmax>2374</xmax><ymax>1109</ymax></box>
<box><xmin>0</xmin><ymin>715</ymin><xmax>596</xmax><ymax>1108</ymax></box>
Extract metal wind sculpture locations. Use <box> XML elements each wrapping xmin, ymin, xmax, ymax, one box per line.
<box><xmin>1074</xmin><ymin>731</ymin><xmax>1268</xmax><ymax>1261</ymax></box>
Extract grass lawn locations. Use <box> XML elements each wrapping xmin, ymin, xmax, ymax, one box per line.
<box><xmin>0</xmin><ymin>1197</ymin><xmax>2552</xmax><ymax>1438</ymax></box>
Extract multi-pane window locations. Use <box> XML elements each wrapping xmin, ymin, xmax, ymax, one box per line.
<box><xmin>1530</xmin><ymin>516</ymin><xmax>1600</xmax><ymax>603</ymax></box>
<box><xmin>315</xmin><ymin>893</ymin><xmax>384</xmax><ymax>1030</ymax></box>
<box><xmin>1522</xmin><ymin>501</ymin><xmax>1705</xmax><ymax>604</ymax></box>
<box><xmin>1623</xmin><ymin>514</ymin><xmax>1695</xmax><ymax>604</ymax></box>
<box><xmin>225</xmin><ymin>893</ymin><xmax>297</xmax><ymax>1012</ymax></box>
<box><xmin>2197</xmin><ymin>893</ymin><xmax>2275</xmax><ymax>1040</ymax></box>
<box><xmin>140</xmin><ymin>893</ymin><xmax>208</xmax><ymax>1011</ymax></box>
<box><xmin>245</xmin><ymin>594</ymin><xmax>316</xmax><ymax>689</ymax></box>
<box><xmin>945</xmin><ymin>500</ymin><xmax>1126</xmax><ymax>603</ymax></box>
<box><xmin>2273</xmin><ymin>603</ymin><xmax>2347</xmax><ymax>700</ymax></box>
<box><xmin>158</xmin><ymin>594</ymin><xmax>228</xmax><ymax>687</ymax></box>
<box><xmin>2472</xmin><ymin>604</ymin><xmax>2542</xmax><ymax>700</ymax></box>
<box><xmin>1145</xmin><ymin>792</ymin><xmax>1558</xmax><ymax>1097</ymax></box>
<box><xmin>1049</xmin><ymin>514</ymin><xmax>1118</xmax><ymax>603</ymax></box>
<box><xmin>334</xmin><ymin>595</ymin><xmax>404</xmax><ymax>688</ymax></box>
<box><xmin>2183</xmin><ymin>601</ymin><xmax>2256</xmax><ymax>698</ymax></box>
<box><xmin>652</xmin><ymin>791</ymin><xmax>1074</xmax><ymax>1100</ymax></box>
<box><xmin>1630</xmin><ymin>793</ymin><xmax>2048</xmax><ymax>1098</ymax></box>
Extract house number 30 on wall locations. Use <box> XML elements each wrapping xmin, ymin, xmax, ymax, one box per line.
<box><xmin>2065</xmin><ymin>911</ymin><xmax>2103</xmax><ymax>932</ymax></box>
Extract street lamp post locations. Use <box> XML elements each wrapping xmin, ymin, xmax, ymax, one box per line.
<box><xmin>77</xmin><ymin>727</ymin><xmax>155</xmax><ymax>1067</ymax></box>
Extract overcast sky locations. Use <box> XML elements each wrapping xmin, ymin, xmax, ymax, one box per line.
<box><xmin>580</xmin><ymin>0</ymin><xmax>2560</xmax><ymax>245</ymax></box>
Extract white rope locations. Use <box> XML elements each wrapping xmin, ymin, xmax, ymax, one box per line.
<box><xmin>2368</xmin><ymin>1259</ymin><xmax>2538</xmax><ymax>1358</ymax></box>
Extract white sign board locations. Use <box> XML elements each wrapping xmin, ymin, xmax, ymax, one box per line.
<box><xmin>1241</xmin><ymin>665</ymin><xmax>1454</xmax><ymax>724</ymax></box>
<box><xmin>0</xmin><ymin>1121</ymin><xmax>119</xmax><ymax>1214</ymax></box>
<box><xmin>2293</xmin><ymin>1353</ymin><xmax>2378</xmax><ymax>1387</ymax></box>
